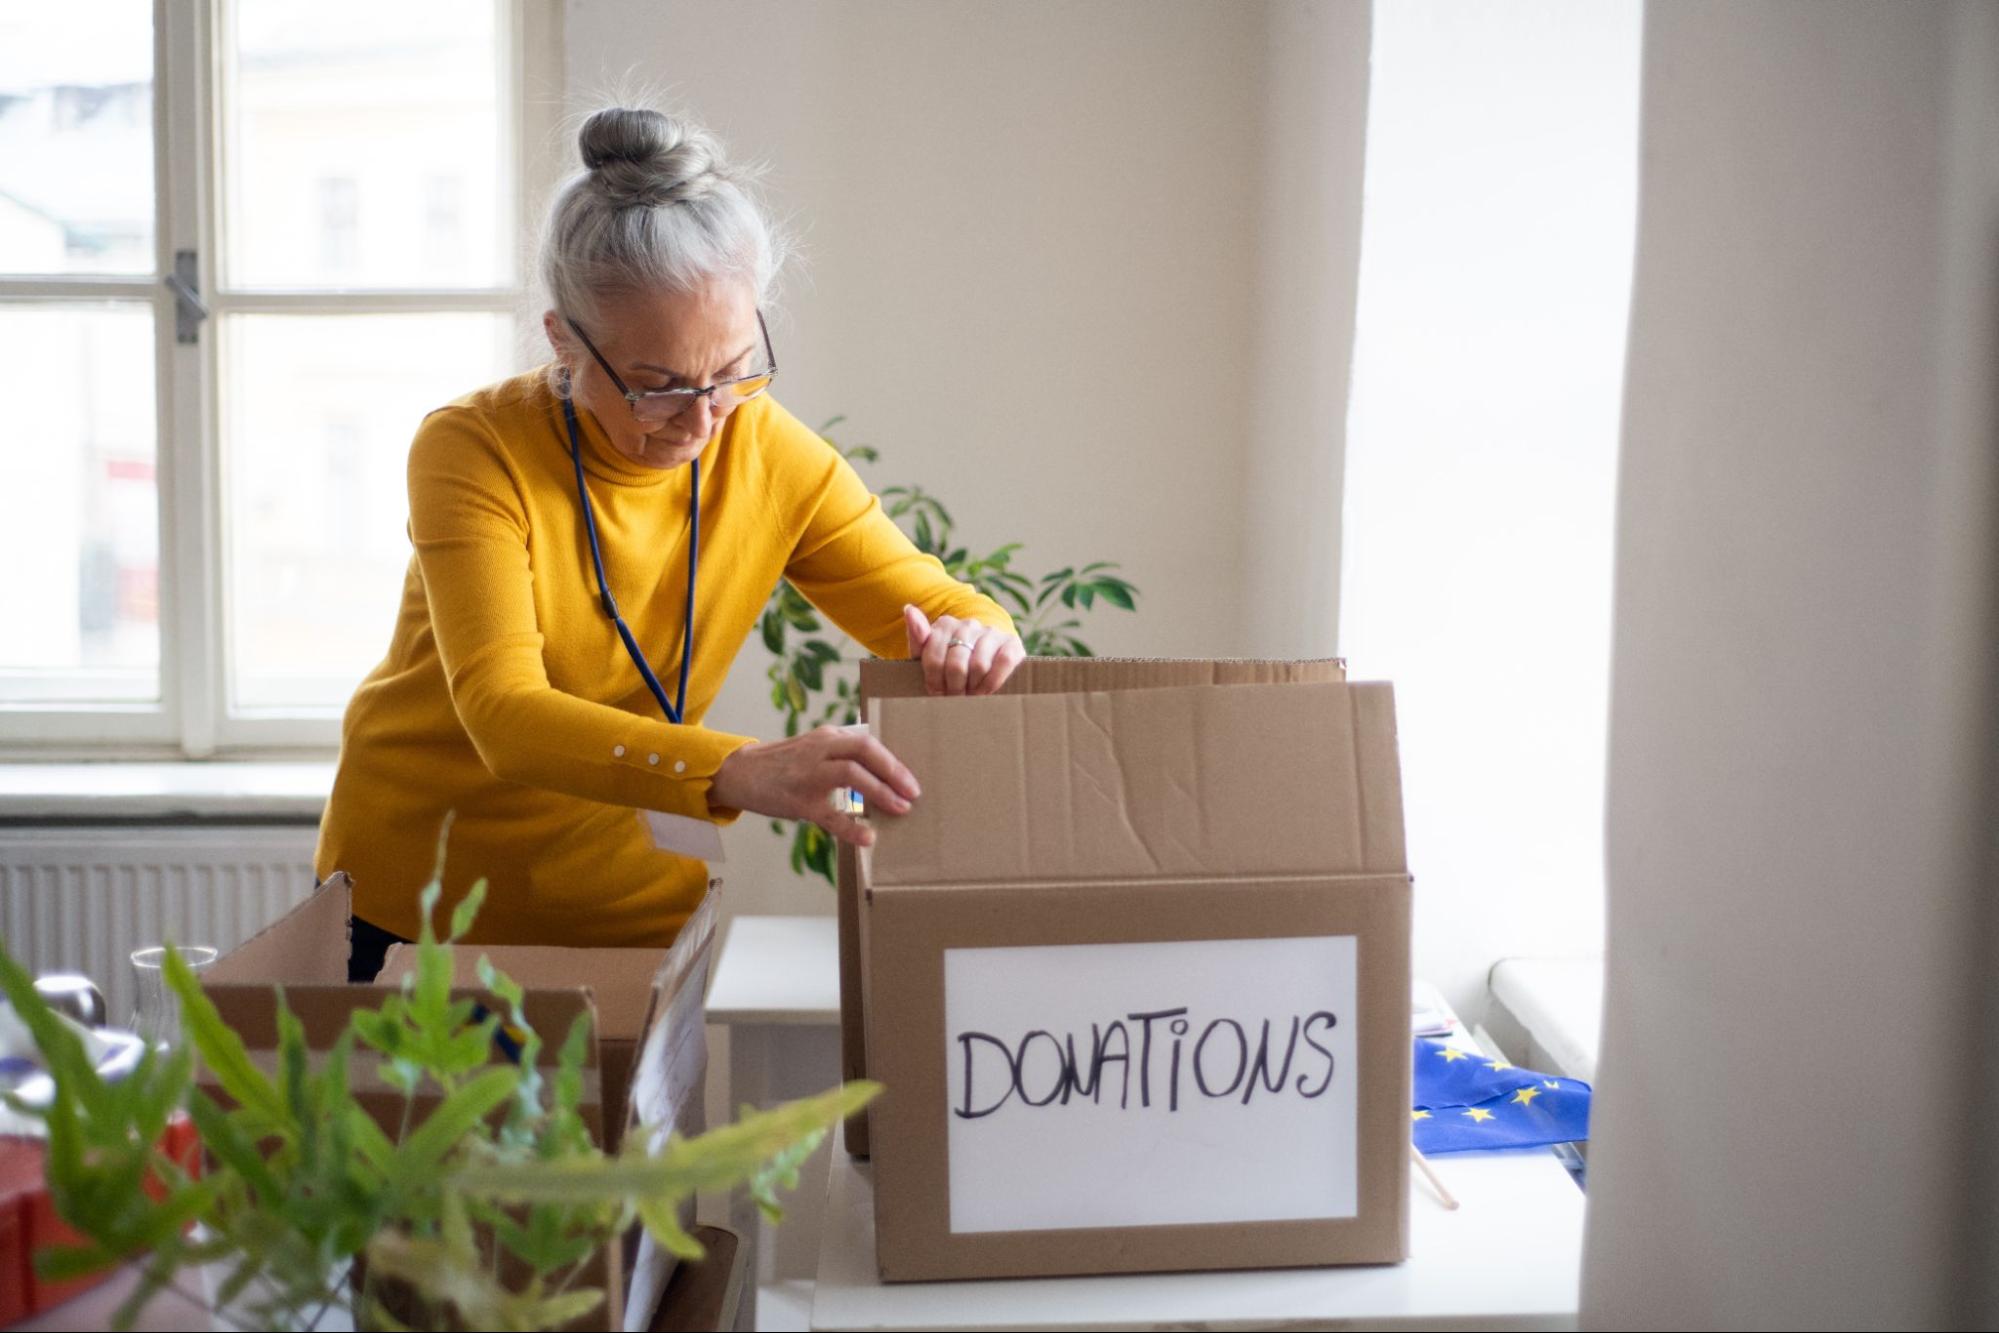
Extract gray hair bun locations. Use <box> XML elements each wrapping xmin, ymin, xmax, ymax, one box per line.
<box><xmin>579</xmin><ymin>107</ymin><xmax>726</xmax><ymax>208</ymax></box>
<box><xmin>537</xmin><ymin>103</ymin><xmax>787</xmax><ymax>384</ymax></box>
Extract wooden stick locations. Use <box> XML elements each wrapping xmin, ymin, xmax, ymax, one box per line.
<box><xmin>1411</xmin><ymin>1145</ymin><xmax>1460</xmax><ymax>1210</ymax></box>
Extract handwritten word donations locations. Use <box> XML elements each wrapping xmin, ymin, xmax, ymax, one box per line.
<box><xmin>953</xmin><ymin>1008</ymin><xmax>1339</xmax><ymax>1119</ymax></box>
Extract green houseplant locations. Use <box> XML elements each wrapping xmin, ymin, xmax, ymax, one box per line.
<box><xmin>0</xmin><ymin>850</ymin><xmax>875</xmax><ymax>1332</ymax></box>
<box><xmin>760</xmin><ymin>419</ymin><xmax>1141</xmax><ymax>882</ymax></box>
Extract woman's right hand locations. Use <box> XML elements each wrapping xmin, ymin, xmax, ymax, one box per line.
<box><xmin>709</xmin><ymin>725</ymin><xmax>921</xmax><ymax>847</ymax></box>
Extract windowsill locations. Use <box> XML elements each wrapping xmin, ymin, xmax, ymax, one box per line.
<box><xmin>0</xmin><ymin>760</ymin><xmax>334</xmax><ymax>822</ymax></box>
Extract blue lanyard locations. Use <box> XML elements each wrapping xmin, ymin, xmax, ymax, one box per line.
<box><xmin>562</xmin><ymin>397</ymin><xmax>698</xmax><ymax>725</ymax></box>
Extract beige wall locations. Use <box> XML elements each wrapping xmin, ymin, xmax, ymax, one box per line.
<box><xmin>1584</xmin><ymin>2</ymin><xmax>1999</xmax><ymax>1325</ymax></box>
<box><xmin>562</xmin><ymin>0</ymin><xmax>1369</xmax><ymax>914</ymax></box>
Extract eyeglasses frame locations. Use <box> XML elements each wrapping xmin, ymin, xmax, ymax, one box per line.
<box><xmin>565</xmin><ymin>309</ymin><xmax>777</xmax><ymax>422</ymax></box>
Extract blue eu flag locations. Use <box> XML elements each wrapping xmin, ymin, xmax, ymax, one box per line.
<box><xmin>1411</xmin><ymin>1037</ymin><xmax>1591</xmax><ymax>1154</ymax></box>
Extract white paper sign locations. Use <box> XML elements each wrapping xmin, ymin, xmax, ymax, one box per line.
<box><xmin>943</xmin><ymin>935</ymin><xmax>1359</xmax><ymax>1234</ymax></box>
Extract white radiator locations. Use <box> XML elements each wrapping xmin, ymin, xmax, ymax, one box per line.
<box><xmin>0</xmin><ymin>826</ymin><xmax>320</xmax><ymax>1028</ymax></box>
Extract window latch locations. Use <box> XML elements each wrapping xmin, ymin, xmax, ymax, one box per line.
<box><xmin>164</xmin><ymin>249</ymin><xmax>209</xmax><ymax>345</ymax></box>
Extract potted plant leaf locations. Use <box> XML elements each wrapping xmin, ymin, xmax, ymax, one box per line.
<box><xmin>0</xmin><ymin>864</ymin><xmax>875</xmax><ymax>1332</ymax></box>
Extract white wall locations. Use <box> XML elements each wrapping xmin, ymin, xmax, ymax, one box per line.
<box><xmin>1336</xmin><ymin>0</ymin><xmax>1639</xmax><ymax>1017</ymax></box>
<box><xmin>1584</xmin><ymin>2</ymin><xmax>1999</xmax><ymax>1326</ymax></box>
<box><xmin>563</xmin><ymin>0</ymin><xmax>1369</xmax><ymax>915</ymax></box>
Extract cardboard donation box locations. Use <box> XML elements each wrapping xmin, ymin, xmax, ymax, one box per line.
<box><xmin>853</xmin><ymin>662</ymin><xmax>1412</xmax><ymax>1282</ymax></box>
<box><xmin>837</xmin><ymin>656</ymin><xmax>1353</xmax><ymax>1156</ymax></box>
<box><xmin>198</xmin><ymin>874</ymin><xmax>718</xmax><ymax>1332</ymax></box>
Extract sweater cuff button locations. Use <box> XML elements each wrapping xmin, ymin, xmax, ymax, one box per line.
<box><xmin>613</xmin><ymin>744</ymin><xmax>626</xmax><ymax>758</ymax></box>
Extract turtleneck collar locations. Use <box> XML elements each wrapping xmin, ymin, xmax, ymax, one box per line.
<box><xmin>542</xmin><ymin>373</ymin><xmax>684</xmax><ymax>489</ymax></box>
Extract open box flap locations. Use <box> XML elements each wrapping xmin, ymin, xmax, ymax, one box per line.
<box><xmin>862</xmin><ymin>681</ymin><xmax>1405</xmax><ymax>887</ymax></box>
<box><xmin>204</xmin><ymin>871</ymin><xmax>352</xmax><ymax>986</ymax></box>
<box><xmin>859</xmin><ymin>655</ymin><xmax>1347</xmax><ymax>700</ymax></box>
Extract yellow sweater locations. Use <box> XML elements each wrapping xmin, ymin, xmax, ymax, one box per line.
<box><xmin>315</xmin><ymin>369</ymin><xmax>1011</xmax><ymax>946</ymax></box>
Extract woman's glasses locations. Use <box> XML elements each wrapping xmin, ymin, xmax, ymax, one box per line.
<box><xmin>566</xmin><ymin>310</ymin><xmax>777</xmax><ymax>424</ymax></box>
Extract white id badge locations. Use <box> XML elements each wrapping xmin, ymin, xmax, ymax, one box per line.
<box><xmin>642</xmin><ymin>809</ymin><xmax>726</xmax><ymax>861</ymax></box>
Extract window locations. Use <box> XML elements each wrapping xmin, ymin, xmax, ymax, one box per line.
<box><xmin>1337</xmin><ymin>0</ymin><xmax>1638</xmax><ymax>986</ymax></box>
<box><xmin>422</xmin><ymin>174</ymin><xmax>466</xmax><ymax>275</ymax></box>
<box><xmin>316</xmin><ymin>177</ymin><xmax>359</xmax><ymax>273</ymax></box>
<box><xmin>0</xmin><ymin>0</ymin><xmax>540</xmax><ymax>754</ymax></box>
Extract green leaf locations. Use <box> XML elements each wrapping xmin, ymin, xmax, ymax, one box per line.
<box><xmin>749</xmin><ymin>1128</ymin><xmax>826</xmax><ymax>1222</ymax></box>
<box><xmin>277</xmin><ymin>990</ymin><xmax>313</xmax><ymax>1159</ymax></box>
<box><xmin>515</xmin><ymin>1287</ymin><xmax>609</xmax><ymax>1328</ymax></box>
<box><xmin>448</xmin><ymin>877</ymin><xmax>488</xmax><ymax>942</ymax></box>
<box><xmin>636</xmin><ymin>1197</ymin><xmax>708</xmax><ymax>1259</ymax></box>
<box><xmin>396</xmin><ymin>1066</ymin><xmax>521</xmax><ymax>1175</ymax></box>
<box><xmin>760</xmin><ymin>608</ymin><xmax>786</xmax><ymax>654</ymax></box>
<box><xmin>1095</xmin><ymin>579</ymin><xmax>1136</xmax><ymax>610</ymax></box>
<box><xmin>454</xmin><ymin>1082</ymin><xmax>880</xmax><ymax>1210</ymax></box>
<box><xmin>211</xmin><ymin>1250</ymin><xmax>268</xmax><ymax>1313</ymax></box>
<box><xmin>185</xmin><ymin>1089</ymin><xmax>285</xmax><ymax>1205</ymax></box>
<box><xmin>32</xmin><ymin>1243</ymin><xmax>124</xmax><ymax>1281</ymax></box>
<box><xmin>554</xmin><ymin>1009</ymin><xmax>593</xmax><ymax>1125</ymax></box>
<box><xmin>163</xmin><ymin>944</ymin><xmax>286</xmax><ymax>1125</ymax></box>
<box><xmin>804</xmin><ymin>830</ymin><xmax>835</xmax><ymax>885</ymax></box>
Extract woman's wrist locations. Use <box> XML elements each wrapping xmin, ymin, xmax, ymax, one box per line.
<box><xmin>709</xmin><ymin>743</ymin><xmax>754</xmax><ymax>816</ymax></box>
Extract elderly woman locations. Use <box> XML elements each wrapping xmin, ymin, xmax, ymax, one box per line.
<box><xmin>318</xmin><ymin>107</ymin><xmax>1022</xmax><ymax>980</ymax></box>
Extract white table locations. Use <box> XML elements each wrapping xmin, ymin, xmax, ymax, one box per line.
<box><xmin>810</xmin><ymin>1016</ymin><xmax>1586</xmax><ymax>1332</ymax></box>
<box><xmin>704</xmin><ymin>915</ymin><xmax>845</xmax><ymax>1288</ymax></box>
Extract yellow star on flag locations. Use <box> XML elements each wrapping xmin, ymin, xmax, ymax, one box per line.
<box><xmin>1412</xmin><ymin>1109</ymin><xmax>1431</xmax><ymax>1121</ymax></box>
<box><xmin>1485</xmin><ymin>1058</ymin><xmax>1513</xmax><ymax>1072</ymax></box>
<box><xmin>1461</xmin><ymin>1107</ymin><xmax>1495</xmax><ymax>1123</ymax></box>
<box><xmin>1438</xmin><ymin>1046</ymin><xmax>1469</xmax><ymax>1063</ymax></box>
<box><xmin>1511</xmin><ymin>1086</ymin><xmax>1542</xmax><ymax>1108</ymax></box>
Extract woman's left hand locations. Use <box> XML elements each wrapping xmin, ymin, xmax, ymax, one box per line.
<box><xmin>903</xmin><ymin>604</ymin><xmax>1025</xmax><ymax>696</ymax></box>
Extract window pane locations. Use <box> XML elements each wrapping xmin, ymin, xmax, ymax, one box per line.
<box><xmin>222</xmin><ymin>312</ymin><xmax>515</xmax><ymax>712</ymax></box>
<box><xmin>223</xmin><ymin>1</ymin><xmax>508</xmax><ymax>289</ymax></box>
<box><xmin>0</xmin><ymin>4</ymin><xmax>155</xmax><ymax>275</ymax></box>
<box><xmin>0</xmin><ymin>305</ymin><xmax>159</xmax><ymax>703</ymax></box>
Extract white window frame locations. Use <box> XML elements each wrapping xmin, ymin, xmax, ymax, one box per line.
<box><xmin>0</xmin><ymin>0</ymin><xmax>561</xmax><ymax>759</ymax></box>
